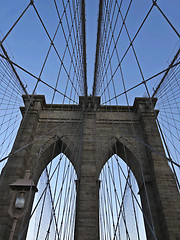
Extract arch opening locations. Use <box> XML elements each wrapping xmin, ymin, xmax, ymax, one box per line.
<box><xmin>99</xmin><ymin>154</ymin><xmax>147</xmax><ymax>240</ymax></box>
<box><xmin>26</xmin><ymin>153</ymin><xmax>77</xmax><ymax>240</ymax></box>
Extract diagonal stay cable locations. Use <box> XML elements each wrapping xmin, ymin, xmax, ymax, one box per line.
<box><xmin>31</xmin><ymin>2</ymin><xmax>80</xmax><ymax>97</ymax></box>
<box><xmin>99</xmin><ymin>4</ymin><xmax>154</xmax><ymax>97</ymax></box>
<box><xmin>0</xmin><ymin>53</ymin><xmax>78</xmax><ymax>103</ymax></box>
<box><xmin>94</xmin><ymin>1</ymin><xmax>154</xmax><ymax>96</ymax></box>
<box><xmin>97</xmin><ymin>0</ymin><xmax>131</xmax><ymax>97</ymax></box>
<box><xmin>1</xmin><ymin>2</ymin><xmax>32</xmax><ymax>44</ymax></box>
<box><xmin>102</xmin><ymin>61</ymin><xmax>180</xmax><ymax>104</ymax></box>
<box><xmin>53</xmin><ymin>0</ymin><xmax>84</xmax><ymax>95</ymax></box>
<box><xmin>0</xmin><ymin>43</ymin><xmax>29</xmax><ymax>96</ymax></box>
<box><xmin>53</xmin><ymin>0</ymin><xmax>85</xmax><ymax>96</ymax></box>
<box><xmin>153</xmin><ymin>1</ymin><xmax>180</xmax><ymax>38</ymax></box>
<box><xmin>152</xmin><ymin>48</ymin><xmax>180</xmax><ymax>98</ymax></box>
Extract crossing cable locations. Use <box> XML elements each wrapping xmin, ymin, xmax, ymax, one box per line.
<box><xmin>69</xmin><ymin>0</ymin><xmax>85</xmax><ymax>104</ymax></box>
<box><xmin>98</xmin><ymin>0</ymin><xmax>114</xmax><ymax>105</ymax></box>
<box><xmin>63</xmin><ymin>0</ymin><xmax>85</xmax><ymax>96</ymax></box>
<box><xmin>57</xmin><ymin>161</ymin><xmax>75</xmax><ymax>237</ymax></box>
<box><xmin>101</xmin><ymin>0</ymin><xmax>132</xmax><ymax>104</ymax></box>
<box><xmin>107</xmin><ymin>155</ymin><xmax>124</xmax><ymax>239</ymax></box>
<box><xmin>112</xmin><ymin>153</ymin><xmax>157</xmax><ymax>239</ymax></box>
<box><xmin>99</xmin><ymin>0</ymin><xmax>127</xmax><ymax>99</ymax></box>
<box><xmin>122</xmin><ymin>143</ymin><xmax>141</xmax><ymax>240</ymax></box>
<box><xmin>37</xmin><ymin>6</ymin><xmax>66</xmax><ymax>80</ymax></box>
<box><xmin>61</xmin><ymin>186</ymin><xmax>76</xmax><ymax>239</ymax></box>
<box><xmin>0</xmin><ymin>1</ymin><xmax>86</xmax><ymax>103</ymax></box>
<box><xmin>93</xmin><ymin>1</ymin><xmax>153</xmax><ymax>96</ymax></box>
<box><xmin>100</xmin><ymin>168</ymin><xmax>114</xmax><ymax>239</ymax></box>
<box><xmin>98</xmin><ymin>92</ymin><xmax>153</xmax><ymax>238</ymax></box>
<box><xmin>152</xmin><ymin>48</ymin><xmax>180</xmax><ymax>98</ymax></box>
<box><xmin>113</xmin><ymin>0</ymin><xmax>180</xmax><ymax>188</ymax></box>
<box><xmin>152</xmin><ymin>50</ymin><xmax>180</xmax><ymax>188</ymax></box>
<box><xmin>52</xmin><ymin>0</ymin><xmax>83</xmax><ymax>97</ymax></box>
<box><xmin>1</xmin><ymin>2</ymin><xmax>32</xmax><ymax>44</ymax></box>
<box><xmin>116</xmin><ymin>0</ymin><xmax>151</xmax><ymax>97</ymax></box>
<box><xmin>41</xmin><ymin>4</ymin><xmax>81</xmax><ymax>103</ymax></box>
<box><xmin>0</xmin><ymin>52</ymin><xmax>79</xmax><ymax>169</ymax></box>
<box><xmin>43</xmin><ymin>157</ymin><xmax>72</xmax><ymax>239</ymax></box>
<box><xmin>152</xmin><ymin>1</ymin><xmax>180</xmax><ymax>39</ymax></box>
<box><xmin>35</xmin><ymin>154</ymin><xmax>58</xmax><ymax>239</ymax></box>
<box><xmin>114</xmin><ymin>122</ymin><xmax>156</xmax><ymax>238</ymax></box>
<box><xmin>71</xmin><ymin>0</ymin><xmax>85</xmax><ymax>81</ymax></box>
<box><xmin>98</xmin><ymin>105</ymin><xmax>179</xmax><ymax>236</ymax></box>
<box><xmin>43</xmin><ymin>149</ymin><xmax>70</xmax><ymax>239</ymax></box>
<box><xmin>93</xmin><ymin>0</ymin><xmax>123</xmax><ymax>96</ymax></box>
<box><xmin>0</xmin><ymin>53</ymin><xmax>78</xmax><ymax>103</ymax></box>
<box><xmin>95</xmin><ymin>0</ymin><xmax>117</xmax><ymax>95</ymax></box>
<box><xmin>156</xmin><ymin>62</ymin><xmax>180</xmax><ymax>99</ymax></box>
<box><xmin>112</xmin><ymin>170</ymin><xmax>130</xmax><ymax>240</ymax></box>
<box><xmin>0</xmin><ymin>78</ymin><xmax>22</xmax><ymax>99</ymax></box>
<box><xmin>18</xmin><ymin>67</ymin><xmax>85</xmax><ymax>238</ymax></box>
<box><xmin>105</xmin><ymin>159</ymin><xmax>131</xmax><ymax>239</ymax></box>
<box><xmin>41</xmin><ymin>0</ymin><xmax>82</xmax><ymax>102</ymax></box>
<box><xmin>95</xmin><ymin>0</ymin><xmax>176</xmax><ymax>238</ymax></box>
<box><xmin>112</xmin><ymin>156</ymin><xmax>125</xmax><ymax>239</ymax></box>
<box><xmin>99</xmin><ymin>0</ymin><xmax>118</xmax><ymax>103</ymax></box>
<box><xmin>28</xmin><ymin>54</ymin><xmax>83</xmax><ymax>239</ymax></box>
<box><xmin>102</xmin><ymin>61</ymin><xmax>180</xmax><ymax>104</ymax></box>
<box><xmin>97</xmin><ymin>2</ymin><xmax>157</xmax><ymax>236</ymax></box>
<box><xmin>0</xmin><ymin>53</ymin><xmax>25</xmax><ymax>95</ymax></box>
<box><xmin>103</xmin><ymin>164</ymin><xmax>120</xmax><ymax>237</ymax></box>
<box><xmin>34</xmin><ymin>142</ymin><xmax>65</xmax><ymax>240</ymax></box>
<box><xmin>142</xmin><ymin>2</ymin><xmax>178</xmax><ymax>193</ymax></box>
<box><xmin>34</xmin><ymin>116</ymin><xmax>82</xmax><ymax>238</ymax></box>
<box><xmin>18</xmin><ymin>150</ymin><xmax>67</xmax><ymax>239</ymax></box>
<box><xmin>44</xmin><ymin>155</ymin><xmax>67</xmax><ymax>240</ymax></box>
<box><xmin>32</xmin><ymin>7</ymin><xmax>78</xmax><ymax>98</ymax></box>
<box><xmin>18</xmin><ymin>110</ymin><xmax>84</xmax><ymax>239</ymax></box>
<box><xmin>101</xmin><ymin>152</ymin><xmax>141</xmax><ymax>238</ymax></box>
<box><xmin>53</xmin><ymin>0</ymin><xmax>85</xmax><ymax>96</ymax></box>
<box><xmin>57</xmin><ymin>160</ymin><xmax>75</xmax><ymax>238</ymax></box>
<box><xmin>0</xmin><ymin>44</ymin><xmax>28</xmax><ymax>97</ymax></box>
<box><xmin>99</xmin><ymin>1</ymin><xmax>170</xmax><ymax>99</ymax></box>
<box><xmin>68</xmin><ymin>1</ymin><xmax>83</xmax><ymax>100</ymax></box>
<box><xmin>2</xmin><ymin>0</ymin><xmax>80</xmax><ymax>118</ymax></box>
<box><xmin>0</xmin><ymin>1</ymin><xmax>85</xmax><ymax>237</ymax></box>
<box><xmin>104</xmin><ymin>143</ymin><xmax>156</xmax><ymax>239</ymax></box>
<box><xmin>0</xmin><ymin>54</ymin><xmax>23</xmax><ymax>162</ymax></box>
<box><xmin>157</xmin><ymin>85</ymin><xmax>180</xmax><ymax>103</ymax></box>
<box><xmin>31</xmin><ymin>3</ymin><xmax>80</xmax><ymax>97</ymax></box>
<box><xmin>0</xmin><ymin>59</ymin><xmax>23</xmax><ymax>101</ymax></box>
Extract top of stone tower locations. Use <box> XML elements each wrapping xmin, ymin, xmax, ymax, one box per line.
<box><xmin>79</xmin><ymin>96</ymin><xmax>100</xmax><ymax>110</ymax></box>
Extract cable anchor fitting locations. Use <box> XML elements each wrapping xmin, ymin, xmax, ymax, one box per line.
<box><xmin>30</xmin><ymin>0</ymin><xmax>34</xmax><ymax>5</ymax></box>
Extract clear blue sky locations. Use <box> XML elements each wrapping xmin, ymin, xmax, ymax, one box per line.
<box><xmin>0</xmin><ymin>0</ymin><xmax>179</xmax><ymax>104</ymax></box>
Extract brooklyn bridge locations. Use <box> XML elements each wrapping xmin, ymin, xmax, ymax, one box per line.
<box><xmin>0</xmin><ymin>0</ymin><xmax>179</xmax><ymax>239</ymax></box>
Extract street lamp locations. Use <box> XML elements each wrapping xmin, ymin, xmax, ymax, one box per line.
<box><xmin>8</xmin><ymin>170</ymin><xmax>38</xmax><ymax>240</ymax></box>
<box><xmin>14</xmin><ymin>190</ymin><xmax>26</xmax><ymax>209</ymax></box>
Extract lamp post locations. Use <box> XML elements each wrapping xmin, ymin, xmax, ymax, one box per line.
<box><xmin>8</xmin><ymin>170</ymin><xmax>38</xmax><ymax>240</ymax></box>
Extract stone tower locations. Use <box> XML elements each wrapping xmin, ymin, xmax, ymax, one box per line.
<box><xmin>0</xmin><ymin>95</ymin><xmax>179</xmax><ymax>240</ymax></box>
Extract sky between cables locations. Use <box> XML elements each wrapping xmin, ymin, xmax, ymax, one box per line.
<box><xmin>0</xmin><ymin>0</ymin><xmax>179</xmax><ymax>100</ymax></box>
